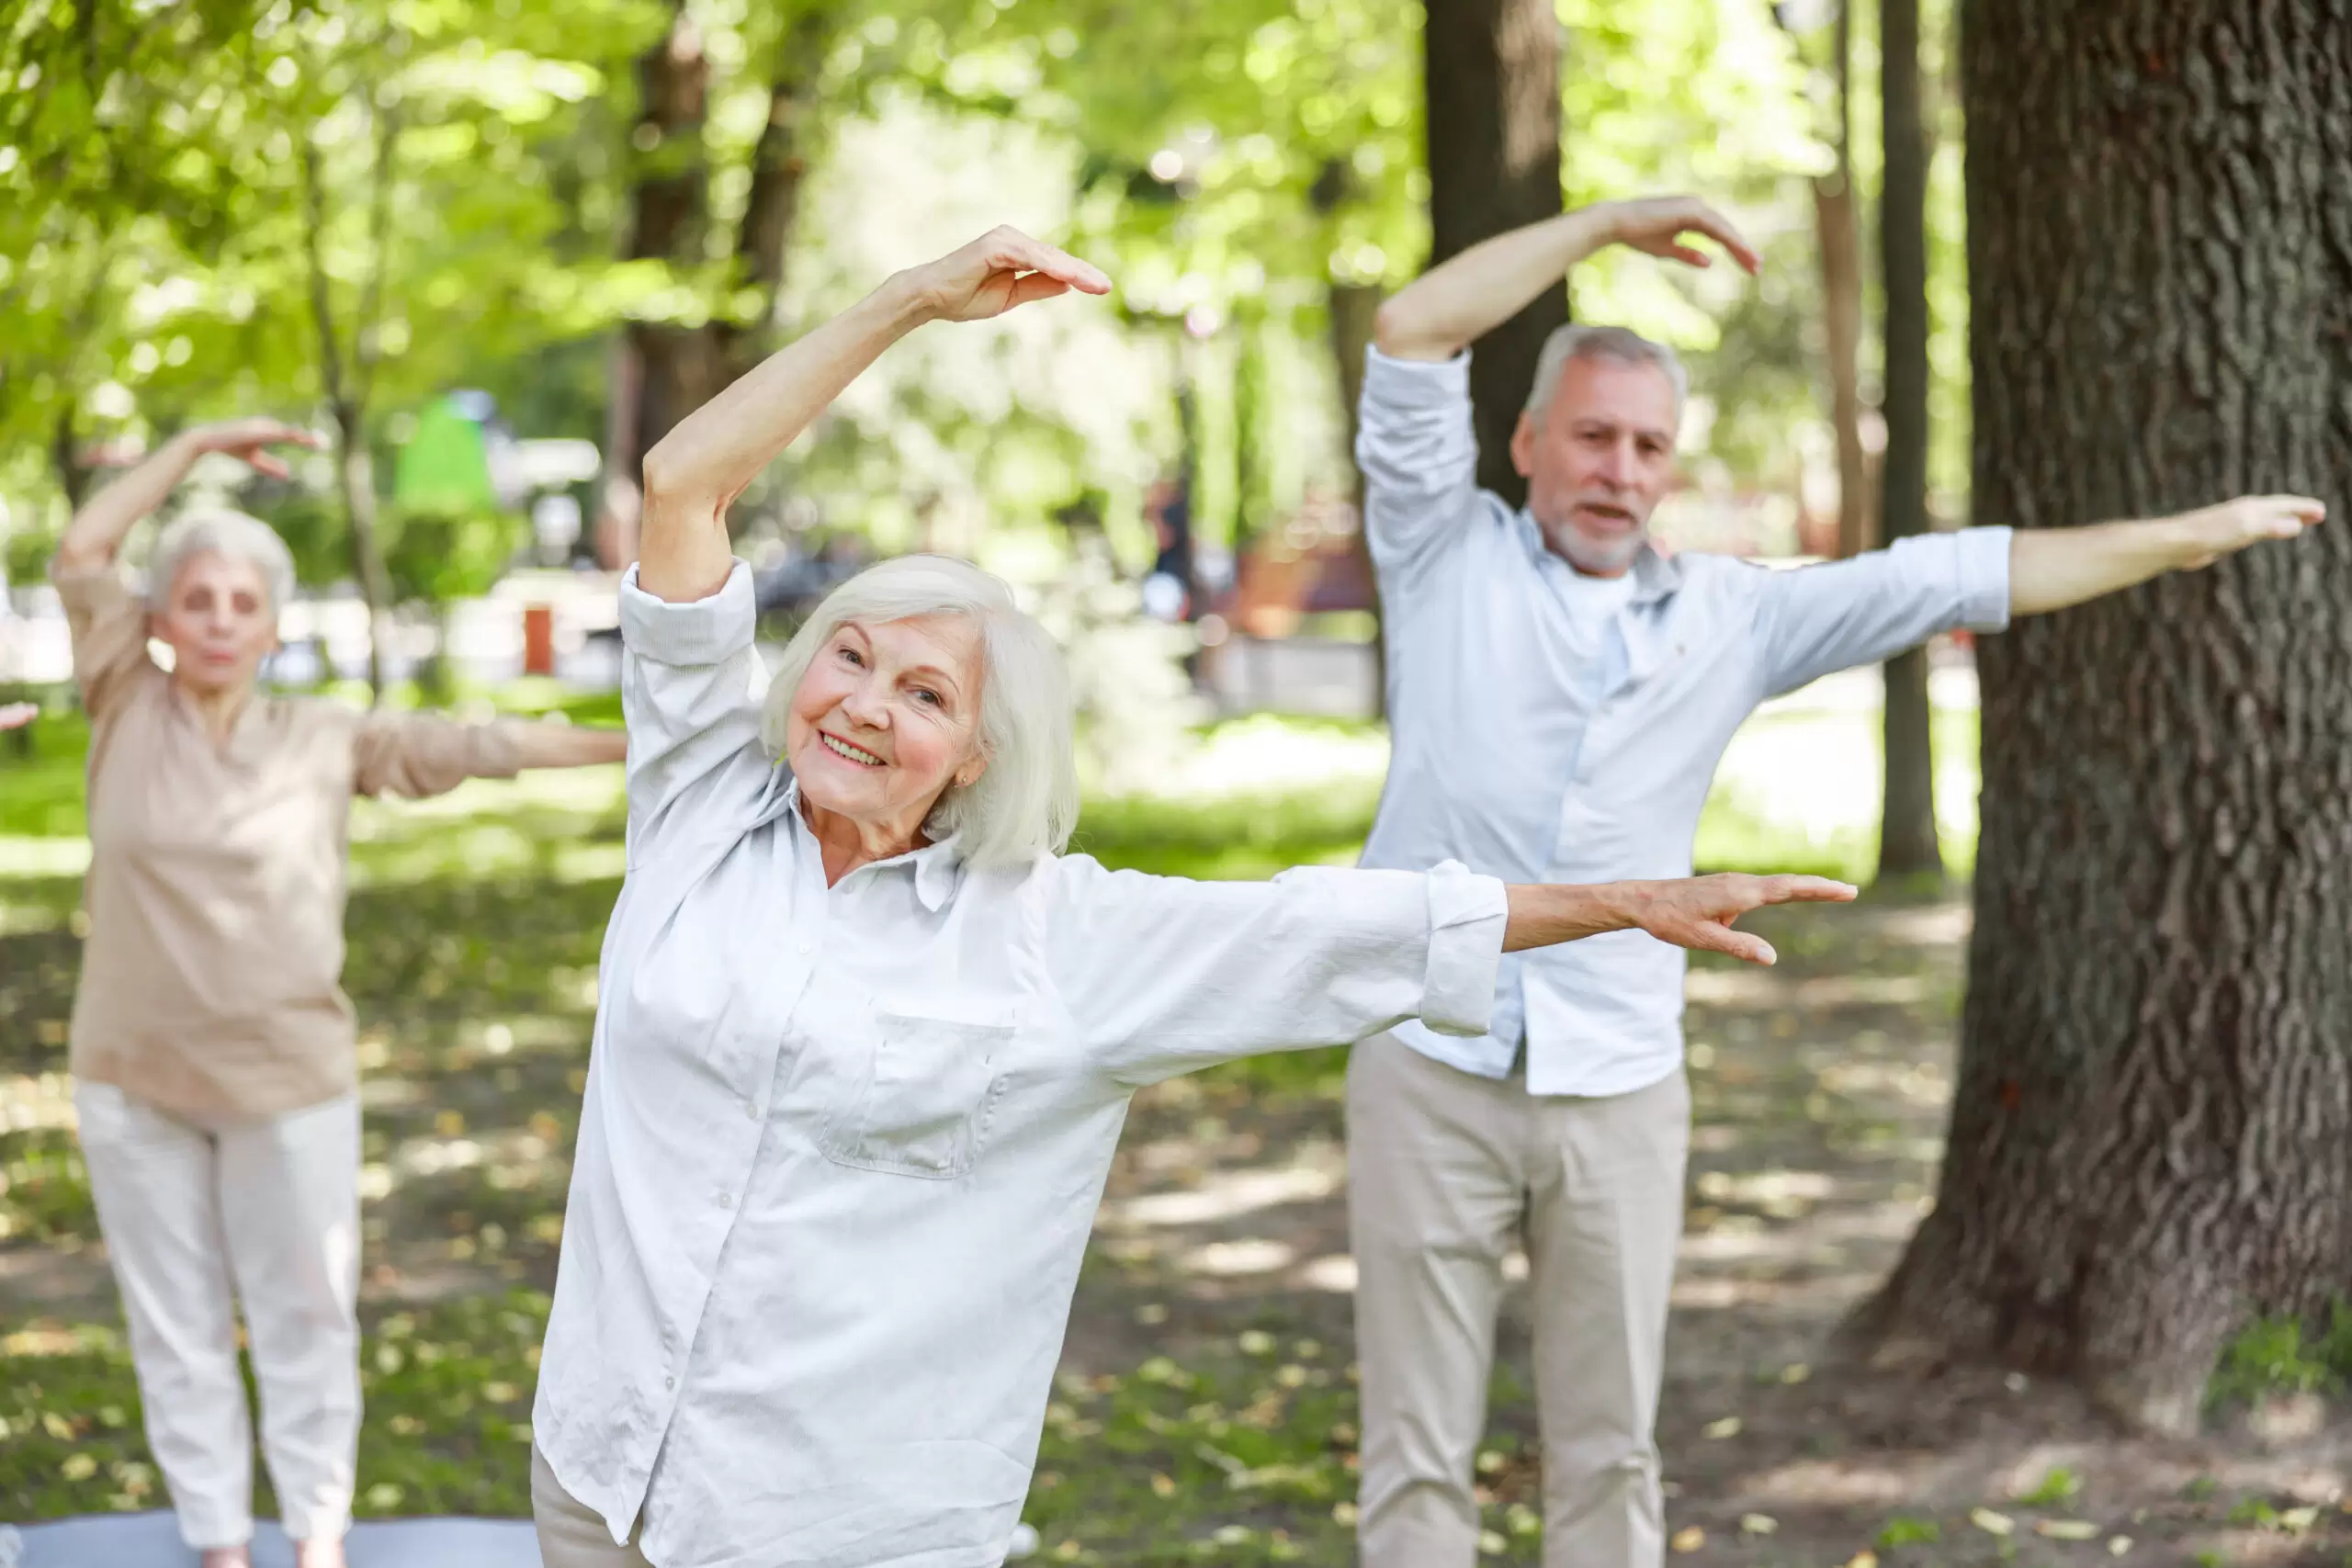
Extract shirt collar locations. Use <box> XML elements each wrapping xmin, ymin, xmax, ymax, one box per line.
<box><xmin>774</xmin><ymin>774</ymin><xmax>966</xmax><ymax>910</ymax></box>
<box><xmin>1514</xmin><ymin>509</ymin><xmax>1685</xmax><ymax>605</ymax></box>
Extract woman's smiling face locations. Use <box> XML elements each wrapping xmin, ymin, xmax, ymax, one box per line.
<box><xmin>785</xmin><ymin>614</ymin><xmax>987</xmax><ymax>843</ymax></box>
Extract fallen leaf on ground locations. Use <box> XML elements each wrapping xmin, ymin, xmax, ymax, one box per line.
<box><xmin>1669</xmin><ymin>1527</ymin><xmax>1705</xmax><ymax>1552</ymax></box>
<box><xmin>1703</xmin><ymin>1416</ymin><xmax>1742</xmax><ymax>1438</ymax></box>
<box><xmin>2107</xmin><ymin>1537</ymin><xmax>2132</xmax><ymax>1557</ymax></box>
<box><xmin>2035</xmin><ymin>1520</ymin><xmax>2099</xmax><ymax>1540</ymax></box>
<box><xmin>1969</xmin><ymin>1507</ymin><xmax>2014</xmax><ymax>1536</ymax></box>
<box><xmin>1740</xmin><ymin>1513</ymin><xmax>1778</xmax><ymax>1536</ymax></box>
<box><xmin>1843</xmin><ymin>1552</ymin><xmax>1879</xmax><ymax>1568</ymax></box>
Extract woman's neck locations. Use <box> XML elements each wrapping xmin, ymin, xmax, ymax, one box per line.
<box><xmin>801</xmin><ymin>796</ymin><xmax>930</xmax><ymax>887</ymax></box>
<box><xmin>173</xmin><ymin>674</ymin><xmax>256</xmax><ymax>747</ymax></box>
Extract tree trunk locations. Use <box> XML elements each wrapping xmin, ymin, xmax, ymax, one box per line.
<box><xmin>1817</xmin><ymin>0</ymin><xmax>1871</xmax><ymax>559</ymax></box>
<box><xmin>1422</xmin><ymin>0</ymin><xmax>1565</xmax><ymax>508</ymax></box>
<box><xmin>1874</xmin><ymin>0</ymin><xmax>1940</xmax><ymax>881</ymax></box>
<box><xmin>1328</xmin><ymin>276</ymin><xmax>1387</xmax><ymax>715</ymax></box>
<box><xmin>616</xmin><ymin>4</ymin><xmax>833</xmax><ymax>504</ymax></box>
<box><xmin>625</xmin><ymin>3</ymin><xmax>719</xmax><ymax>470</ymax></box>
<box><xmin>301</xmin><ymin>134</ymin><xmax>395</xmax><ymax>704</ymax></box>
<box><xmin>51</xmin><ymin>406</ymin><xmax>88</xmax><ymax>513</ymax></box>
<box><xmin>330</xmin><ymin>399</ymin><xmax>396</xmax><ymax>700</ymax></box>
<box><xmin>1848</xmin><ymin>0</ymin><xmax>2352</xmax><ymax>1434</ymax></box>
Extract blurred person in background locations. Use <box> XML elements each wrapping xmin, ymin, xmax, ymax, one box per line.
<box><xmin>525</xmin><ymin>224</ymin><xmax>1858</xmax><ymax>1568</ymax></box>
<box><xmin>48</xmin><ymin>417</ymin><xmax>630</xmax><ymax>1568</ymax></box>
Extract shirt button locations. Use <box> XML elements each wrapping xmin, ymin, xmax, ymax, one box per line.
<box><xmin>718</xmin><ymin>1192</ymin><xmax>734</xmax><ymax>1209</ymax></box>
<box><xmin>744</xmin><ymin>1100</ymin><xmax>759</xmax><ymax>1121</ymax></box>
<box><xmin>796</xmin><ymin>941</ymin><xmax>811</xmax><ymax>955</ymax></box>
<box><xmin>664</xmin><ymin>1375</ymin><xmax>675</xmax><ymax>1391</ymax></box>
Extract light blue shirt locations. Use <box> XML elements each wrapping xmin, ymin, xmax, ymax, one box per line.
<box><xmin>533</xmin><ymin>560</ymin><xmax>1510</xmax><ymax>1565</ymax></box>
<box><xmin>1354</xmin><ymin>346</ymin><xmax>2012</xmax><ymax>1097</ymax></box>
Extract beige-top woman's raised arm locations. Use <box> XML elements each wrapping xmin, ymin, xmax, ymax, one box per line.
<box><xmin>46</xmin><ymin>419</ymin><xmax>628</xmax><ymax>1568</ymax></box>
<box><xmin>526</xmin><ymin>226</ymin><xmax>1856</xmax><ymax>1568</ymax></box>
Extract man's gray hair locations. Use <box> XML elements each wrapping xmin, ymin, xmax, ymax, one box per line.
<box><xmin>1523</xmin><ymin>323</ymin><xmax>1689</xmax><ymax>425</ymax></box>
<box><xmin>760</xmin><ymin>553</ymin><xmax>1080</xmax><ymax>871</ymax></box>
<box><xmin>147</xmin><ymin>508</ymin><xmax>297</xmax><ymax>614</ymax></box>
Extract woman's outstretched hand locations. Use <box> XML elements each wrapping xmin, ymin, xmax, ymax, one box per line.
<box><xmin>902</xmin><ymin>226</ymin><xmax>1112</xmax><ymax>324</ymax></box>
<box><xmin>0</xmin><ymin>702</ymin><xmax>37</xmax><ymax>731</ymax></box>
<box><xmin>1623</xmin><ymin>874</ymin><xmax>1857</xmax><ymax>965</ymax></box>
<box><xmin>177</xmin><ymin>418</ymin><xmax>324</xmax><ymax>480</ymax></box>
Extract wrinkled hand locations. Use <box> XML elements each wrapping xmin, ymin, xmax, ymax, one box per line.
<box><xmin>0</xmin><ymin>702</ymin><xmax>36</xmax><ymax>731</ymax></box>
<box><xmin>904</xmin><ymin>226</ymin><xmax>1112</xmax><ymax>324</ymax></box>
<box><xmin>1596</xmin><ymin>195</ymin><xmax>1760</xmax><ymax>275</ymax></box>
<box><xmin>1626</xmin><ymin>874</ymin><xmax>1857</xmax><ymax>965</ymax></box>
<box><xmin>2175</xmin><ymin>494</ymin><xmax>2326</xmax><ymax>569</ymax></box>
<box><xmin>179</xmin><ymin>418</ymin><xmax>323</xmax><ymax>481</ymax></box>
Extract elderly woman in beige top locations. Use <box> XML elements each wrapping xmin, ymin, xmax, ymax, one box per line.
<box><xmin>49</xmin><ymin>417</ymin><xmax>628</xmax><ymax>1568</ymax></box>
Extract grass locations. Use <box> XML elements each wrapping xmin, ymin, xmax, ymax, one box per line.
<box><xmin>0</xmin><ymin>697</ymin><xmax>1982</xmax><ymax>1538</ymax></box>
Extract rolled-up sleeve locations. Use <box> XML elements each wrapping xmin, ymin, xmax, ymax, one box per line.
<box><xmin>1357</xmin><ymin>346</ymin><xmax>1481</xmax><ymax>591</ymax></box>
<box><xmin>353</xmin><ymin>715</ymin><xmax>523</xmax><ymax>798</ymax></box>
<box><xmin>1751</xmin><ymin>526</ymin><xmax>2013</xmax><ymax>698</ymax></box>
<box><xmin>49</xmin><ymin>560</ymin><xmax>158</xmax><ymax>719</ymax></box>
<box><xmin>1047</xmin><ymin>855</ymin><xmax>1508</xmax><ymax>1088</ymax></box>
<box><xmin>619</xmin><ymin>559</ymin><xmax>776</xmax><ymax>865</ymax></box>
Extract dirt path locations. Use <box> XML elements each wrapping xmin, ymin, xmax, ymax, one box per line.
<box><xmin>1056</xmin><ymin>896</ymin><xmax>2352</xmax><ymax>1566</ymax></box>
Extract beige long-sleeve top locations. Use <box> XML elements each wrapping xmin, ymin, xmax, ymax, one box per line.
<box><xmin>54</xmin><ymin>559</ymin><xmax>522</xmax><ymax>1120</ymax></box>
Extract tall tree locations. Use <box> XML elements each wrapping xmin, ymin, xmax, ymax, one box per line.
<box><xmin>1423</xmin><ymin>0</ymin><xmax>1566</xmax><ymax>507</ymax></box>
<box><xmin>1849</xmin><ymin>0</ymin><xmax>2352</xmax><ymax>1433</ymax></box>
<box><xmin>1817</xmin><ymin>0</ymin><xmax>1871</xmax><ymax>559</ymax></box>
<box><xmin>607</xmin><ymin>1</ymin><xmax>842</xmax><ymax>500</ymax></box>
<box><xmin>1874</xmin><ymin>0</ymin><xmax>1939</xmax><ymax>878</ymax></box>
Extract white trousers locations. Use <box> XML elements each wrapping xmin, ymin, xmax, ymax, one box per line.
<box><xmin>1347</xmin><ymin>1033</ymin><xmax>1690</xmax><ymax>1568</ymax></box>
<box><xmin>74</xmin><ymin>1081</ymin><xmax>363</xmax><ymax>1551</ymax></box>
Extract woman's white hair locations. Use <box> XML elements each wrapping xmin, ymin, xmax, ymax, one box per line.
<box><xmin>147</xmin><ymin>508</ymin><xmax>297</xmax><ymax>614</ymax></box>
<box><xmin>760</xmin><ymin>554</ymin><xmax>1080</xmax><ymax>871</ymax></box>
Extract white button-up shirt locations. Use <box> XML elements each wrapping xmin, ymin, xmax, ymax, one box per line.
<box><xmin>533</xmin><ymin>561</ymin><xmax>1509</xmax><ymax>1567</ymax></box>
<box><xmin>1354</xmin><ymin>346</ymin><xmax>2012</xmax><ymax>1097</ymax></box>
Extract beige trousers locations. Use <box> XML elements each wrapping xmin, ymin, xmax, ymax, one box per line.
<box><xmin>1347</xmin><ymin>1032</ymin><xmax>1690</xmax><ymax>1568</ymax></box>
<box><xmin>532</xmin><ymin>1446</ymin><xmax>654</xmax><ymax>1568</ymax></box>
<box><xmin>74</xmin><ymin>1081</ymin><xmax>361</xmax><ymax>1551</ymax></box>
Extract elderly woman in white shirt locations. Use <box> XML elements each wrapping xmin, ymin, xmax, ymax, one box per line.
<box><xmin>527</xmin><ymin>226</ymin><xmax>1856</xmax><ymax>1568</ymax></box>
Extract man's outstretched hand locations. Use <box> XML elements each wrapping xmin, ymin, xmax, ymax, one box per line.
<box><xmin>1625</xmin><ymin>874</ymin><xmax>1858</xmax><ymax>965</ymax></box>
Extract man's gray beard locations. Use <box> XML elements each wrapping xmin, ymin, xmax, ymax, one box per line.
<box><xmin>1538</xmin><ymin>514</ymin><xmax>1648</xmax><ymax>576</ymax></box>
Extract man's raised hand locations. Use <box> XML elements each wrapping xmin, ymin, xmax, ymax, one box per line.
<box><xmin>1598</xmin><ymin>196</ymin><xmax>1761</xmax><ymax>276</ymax></box>
<box><xmin>906</xmin><ymin>227</ymin><xmax>1112</xmax><ymax>325</ymax></box>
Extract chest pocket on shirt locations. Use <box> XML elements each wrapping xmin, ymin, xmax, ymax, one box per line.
<box><xmin>818</xmin><ymin>1010</ymin><xmax>1012</xmax><ymax>1179</ymax></box>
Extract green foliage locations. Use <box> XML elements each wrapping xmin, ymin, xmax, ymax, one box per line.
<box><xmin>382</xmin><ymin>503</ymin><xmax>527</xmax><ymax>606</ymax></box>
<box><xmin>2207</xmin><ymin>1303</ymin><xmax>2352</xmax><ymax>1409</ymax></box>
<box><xmin>1878</xmin><ymin>1514</ymin><xmax>1941</xmax><ymax>1547</ymax></box>
<box><xmin>2018</xmin><ymin>1466</ymin><xmax>2081</xmax><ymax>1507</ymax></box>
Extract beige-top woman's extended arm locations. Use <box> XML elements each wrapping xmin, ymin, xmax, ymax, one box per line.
<box><xmin>634</xmin><ymin>226</ymin><xmax>1111</xmax><ymax>604</ymax></box>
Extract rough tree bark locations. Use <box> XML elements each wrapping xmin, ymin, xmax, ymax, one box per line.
<box><xmin>1849</xmin><ymin>0</ymin><xmax>2352</xmax><ymax>1434</ymax></box>
<box><xmin>1422</xmin><ymin>0</ymin><xmax>1565</xmax><ymax>508</ymax></box>
<box><xmin>1874</xmin><ymin>0</ymin><xmax>1941</xmax><ymax>879</ymax></box>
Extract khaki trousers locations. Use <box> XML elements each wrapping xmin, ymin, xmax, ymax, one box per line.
<box><xmin>532</xmin><ymin>1446</ymin><xmax>654</xmax><ymax>1568</ymax></box>
<box><xmin>1347</xmin><ymin>1032</ymin><xmax>1690</xmax><ymax>1568</ymax></box>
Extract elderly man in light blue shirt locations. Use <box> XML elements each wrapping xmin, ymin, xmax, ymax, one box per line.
<box><xmin>1343</xmin><ymin>192</ymin><xmax>2327</xmax><ymax>1568</ymax></box>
